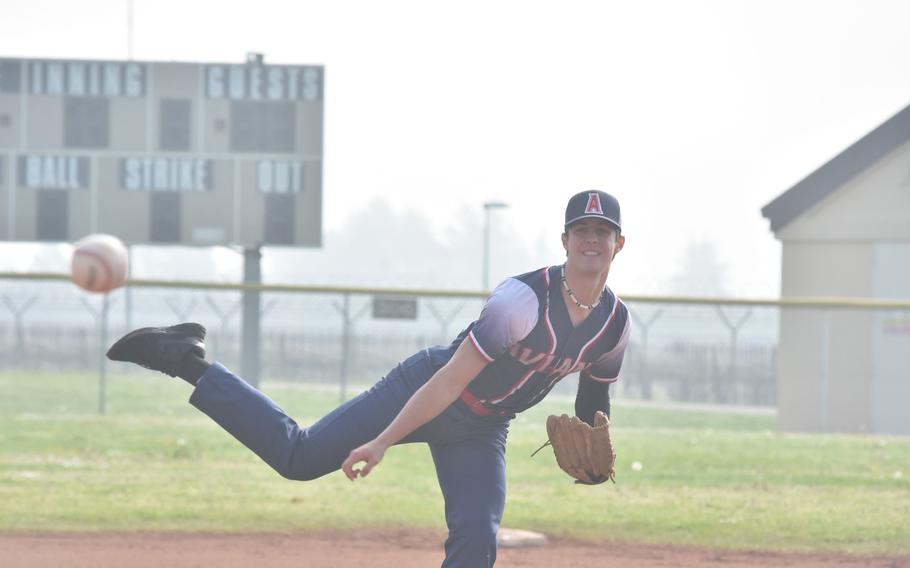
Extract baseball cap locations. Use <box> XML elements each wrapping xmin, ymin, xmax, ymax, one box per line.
<box><xmin>564</xmin><ymin>190</ymin><xmax>622</xmax><ymax>232</ymax></box>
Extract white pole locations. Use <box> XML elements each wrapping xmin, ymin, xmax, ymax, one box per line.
<box><xmin>482</xmin><ymin>207</ymin><xmax>490</xmax><ymax>291</ymax></box>
<box><xmin>481</xmin><ymin>201</ymin><xmax>507</xmax><ymax>291</ymax></box>
<box><xmin>820</xmin><ymin>310</ymin><xmax>830</xmax><ymax>430</ymax></box>
<box><xmin>127</xmin><ymin>0</ymin><xmax>135</xmax><ymax>60</ymax></box>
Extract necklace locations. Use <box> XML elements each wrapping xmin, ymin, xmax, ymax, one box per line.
<box><xmin>560</xmin><ymin>264</ymin><xmax>601</xmax><ymax>310</ymax></box>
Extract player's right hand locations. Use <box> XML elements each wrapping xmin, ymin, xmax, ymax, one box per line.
<box><xmin>341</xmin><ymin>440</ymin><xmax>388</xmax><ymax>481</ymax></box>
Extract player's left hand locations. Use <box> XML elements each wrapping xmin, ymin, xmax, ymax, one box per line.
<box><xmin>341</xmin><ymin>440</ymin><xmax>388</xmax><ymax>481</ymax></box>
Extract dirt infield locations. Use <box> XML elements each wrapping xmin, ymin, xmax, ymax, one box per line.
<box><xmin>3</xmin><ymin>530</ymin><xmax>909</xmax><ymax>568</ymax></box>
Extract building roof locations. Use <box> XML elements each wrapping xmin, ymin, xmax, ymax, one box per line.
<box><xmin>761</xmin><ymin>103</ymin><xmax>910</xmax><ymax>232</ymax></box>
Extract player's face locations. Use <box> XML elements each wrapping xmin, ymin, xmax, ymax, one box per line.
<box><xmin>561</xmin><ymin>218</ymin><xmax>624</xmax><ymax>274</ymax></box>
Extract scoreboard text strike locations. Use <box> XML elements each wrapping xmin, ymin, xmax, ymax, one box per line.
<box><xmin>0</xmin><ymin>57</ymin><xmax>324</xmax><ymax>247</ymax></box>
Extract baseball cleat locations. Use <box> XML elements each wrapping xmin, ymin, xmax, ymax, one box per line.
<box><xmin>106</xmin><ymin>322</ymin><xmax>206</xmax><ymax>377</ymax></box>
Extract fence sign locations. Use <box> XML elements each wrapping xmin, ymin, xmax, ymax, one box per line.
<box><xmin>372</xmin><ymin>296</ymin><xmax>418</xmax><ymax>320</ymax></box>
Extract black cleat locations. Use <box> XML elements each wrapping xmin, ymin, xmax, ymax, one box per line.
<box><xmin>106</xmin><ymin>323</ymin><xmax>206</xmax><ymax>377</ymax></box>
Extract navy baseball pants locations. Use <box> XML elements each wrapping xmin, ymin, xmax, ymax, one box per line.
<box><xmin>189</xmin><ymin>351</ymin><xmax>510</xmax><ymax>568</ymax></box>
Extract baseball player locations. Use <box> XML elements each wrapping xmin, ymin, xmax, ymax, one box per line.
<box><xmin>107</xmin><ymin>190</ymin><xmax>630</xmax><ymax>568</ymax></box>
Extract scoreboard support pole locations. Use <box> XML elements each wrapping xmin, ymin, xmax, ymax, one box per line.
<box><xmin>125</xmin><ymin>246</ymin><xmax>133</xmax><ymax>333</ymax></box>
<box><xmin>98</xmin><ymin>293</ymin><xmax>110</xmax><ymax>414</ymax></box>
<box><xmin>241</xmin><ymin>246</ymin><xmax>262</xmax><ymax>388</ymax></box>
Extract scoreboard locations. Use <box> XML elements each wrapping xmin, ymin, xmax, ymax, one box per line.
<box><xmin>0</xmin><ymin>56</ymin><xmax>323</xmax><ymax>247</ymax></box>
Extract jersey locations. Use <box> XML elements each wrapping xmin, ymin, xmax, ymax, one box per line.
<box><xmin>427</xmin><ymin>265</ymin><xmax>631</xmax><ymax>418</ymax></box>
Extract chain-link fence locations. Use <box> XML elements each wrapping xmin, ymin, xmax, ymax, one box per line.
<box><xmin>0</xmin><ymin>273</ymin><xmax>787</xmax><ymax>408</ymax></box>
<box><xmin>3</xmin><ymin>273</ymin><xmax>909</xmax><ymax>429</ymax></box>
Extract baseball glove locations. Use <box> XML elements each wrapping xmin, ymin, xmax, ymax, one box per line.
<box><xmin>532</xmin><ymin>411</ymin><xmax>616</xmax><ymax>485</ymax></box>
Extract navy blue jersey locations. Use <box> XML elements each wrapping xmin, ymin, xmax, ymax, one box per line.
<box><xmin>427</xmin><ymin>265</ymin><xmax>630</xmax><ymax>417</ymax></box>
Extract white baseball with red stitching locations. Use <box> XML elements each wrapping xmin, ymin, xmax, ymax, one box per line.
<box><xmin>71</xmin><ymin>234</ymin><xmax>129</xmax><ymax>294</ymax></box>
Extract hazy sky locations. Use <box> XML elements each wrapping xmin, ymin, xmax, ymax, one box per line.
<box><xmin>4</xmin><ymin>0</ymin><xmax>910</xmax><ymax>296</ymax></box>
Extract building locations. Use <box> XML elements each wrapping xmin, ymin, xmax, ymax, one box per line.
<box><xmin>762</xmin><ymin>105</ymin><xmax>910</xmax><ymax>435</ymax></box>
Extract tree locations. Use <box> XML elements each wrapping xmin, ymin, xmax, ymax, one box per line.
<box><xmin>668</xmin><ymin>241</ymin><xmax>729</xmax><ymax>297</ymax></box>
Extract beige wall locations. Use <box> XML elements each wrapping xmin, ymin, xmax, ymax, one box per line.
<box><xmin>870</xmin><ymin>244</ymin><xmax>910</xmax><ymax>435</ymax></box>
<box><xmin>778</xmin><ymin>244</ymin><xmax>876</xmax><ymax>432</ymax></box>
<box><xmin>775</xmin><ymin>139</ymin><xmax>910</xmax><ymax>434</ymax></box>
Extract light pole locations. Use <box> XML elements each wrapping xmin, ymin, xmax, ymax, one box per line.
<box><xmin>482</xmin><ymin>201</ymin><xmax>508</xmax><ymax>291</ymax></box>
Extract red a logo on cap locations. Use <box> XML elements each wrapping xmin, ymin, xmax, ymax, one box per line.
<box><xmin>585</xmin><ymin>193</ymin><xmax>603</xmax><ymax>215</ymax></box>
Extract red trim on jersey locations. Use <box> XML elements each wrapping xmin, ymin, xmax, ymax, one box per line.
<box><xmin>578</xmin><ymin>296</ymin><xmax>621</xmax><ymax>362</ymax></box>
<box><xmin>529</xmin><ymin>372</ymin><xmax>573</xmax><ymax>407</ymax></box>
<box><xmin>542</xmin><ymin>267</ymin><xmax>557</xmax><ymax>354</ymax></box>
<box><xmin>459</xmin><ymin>389</ymin><xmax>492</xmax><ymax>416</ymax></box>
<box><xmin>488</xmin><ymin>369</ymin><xmax>535</xmax><ymax>404</ymax></box>
<box><xmin>467</xmin><ymin>330</ymin><xmax>494</xmax><ymax>363</ymax></box>
<box><xmin>488</xmin><ymin>268</ymin><xmax>556</xmax><ymax>406</ymax></box>
<box><xmin>582</xmin><ymin>299</ymin><xmax>629</xmax><ymax>384</ymax></box>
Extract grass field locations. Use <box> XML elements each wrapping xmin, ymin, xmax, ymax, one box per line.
<box><xmin>1</xmin><ymin>370</ymin><xmax>908</xmax><ymax>555</ymax></box>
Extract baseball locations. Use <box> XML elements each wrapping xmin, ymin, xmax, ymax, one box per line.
<box><xmin>71</xmin><ymin>234</ymin><xmax>129</xmax><ymax>294</ymax></box>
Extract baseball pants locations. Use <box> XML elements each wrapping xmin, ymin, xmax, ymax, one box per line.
<box><xmin>188</xmin><ymin>351</ymin><xmax>510</xmax><ymax>568</ymax></box>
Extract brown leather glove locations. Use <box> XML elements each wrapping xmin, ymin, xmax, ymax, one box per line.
<box><xmin>542</xmin><ymin>411</ymin><xmax>616</xmax><ymax>485</ymax></box>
